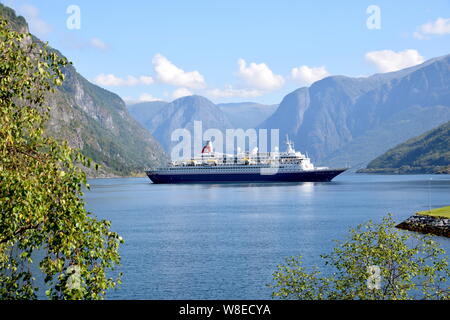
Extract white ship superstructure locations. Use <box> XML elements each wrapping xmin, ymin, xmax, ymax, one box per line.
<box><xmin>146</xmin><ymin>137</ymin><xmax>346</xmax><ymax>183</ymax></box>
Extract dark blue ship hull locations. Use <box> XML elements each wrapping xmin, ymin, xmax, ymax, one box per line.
<box><xmin>146</xmin><ymin>169</ymin><xmax>346</xmax><ymax>184</ymax></box>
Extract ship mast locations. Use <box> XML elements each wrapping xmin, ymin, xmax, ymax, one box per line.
<box><xmin>285</xmin><ymin>135</ymin><xmax>295</xmax><ymax>154</ymax></box>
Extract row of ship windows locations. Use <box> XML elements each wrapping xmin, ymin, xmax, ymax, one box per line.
<box><xmin>161</xmin><ymin>167</ymin><xmax>298</xmax><ymax>171</ymax></box>
<box><xmin>175</xmin><ymin>161</ymin><xmax>301</xmax><ymax>165</ymax></box>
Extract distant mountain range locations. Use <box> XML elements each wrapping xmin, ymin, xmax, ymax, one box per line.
<box><xmin>259</xmin><ymin>55</ymin><xmax>450</xmax><ymax>167</ymax></box>
<box><xmin>217</xmin><ymin>102</ymin><xmax>278</xmax><ymax>129</ymax></box>
<box><xmin>129</xmin><ymin>96</ymin><xmax>232</xmax><ymax>152</ymax></box>
<box><xmin>360</xmin><ymin>121</ymin><xmax>450</xmax><ymax>174</ymax></box>
<box><xmin>128</xmin><ymin>97</ymin><xmax>277</xmax><ymax>152</ymax></box>
<box><xmin>1</xmin><ymin>4</ymin><xmax>166</xmax><ymax>176</ymax></box>
<box><xmin>129</xmin><ymin>55</ymin><xmax>450</xmax><ymax>169</ymax></box>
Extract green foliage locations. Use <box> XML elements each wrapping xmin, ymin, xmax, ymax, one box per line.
<box><xmin>0</xmin><ymin>19</ymin><xmax>122</xmax><ymax>300</ymax></box>
<box><xmin>364</xmin><ymin>121</ymin><xmax>450</xmax><ymax>174</ymax></box>
<box><xmin>270</xmin><ymin>215</ymin><xmax>450</xmax><ymax>300</ymax></box>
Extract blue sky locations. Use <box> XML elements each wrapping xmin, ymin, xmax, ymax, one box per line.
<box><xmin>3</xmin><ymin>0</ymin><xmax>450</xmax><ymax>104</ymax></box>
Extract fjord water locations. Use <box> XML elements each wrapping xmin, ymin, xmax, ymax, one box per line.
<box><xmin>84</xmin><ymin>174</ymin><xmax>450</xmax><ymax>300</ymax></box>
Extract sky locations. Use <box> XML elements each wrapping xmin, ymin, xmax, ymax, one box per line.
<box><xmin>3</xmin><ymin>0</ymin><xmax>450</xmax><ymax>105</ymax></box>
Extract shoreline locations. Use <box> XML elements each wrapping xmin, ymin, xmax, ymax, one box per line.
<box><xmin>87</xmin><ymin>174</ymin><xmax>147</xmax><ymax>180</ymax></box>
<box><xmin>357</xmin><ymin>170</ymin><xmax>450</xmax><ymax>175</ymax></box>
<box><xmin>396</xmin><ymin>207</ymin><xmax>450</xmax><ymax>238</ymax></box>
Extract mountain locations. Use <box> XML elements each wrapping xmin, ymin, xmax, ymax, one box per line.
<box><xmin>217</xmin><ymin>102</ymin><xmax>278</xmax><ymax>129</ymax></box>
<box><xmin>259</xmin><ymin>55</ymin><xmax>450</xmax><ymax>167</ymax></box>
<box><xmin>128</xmin><ymin>101</ymin><xmax>169</xmax><ymax>129</ymax></box>
<box><xmin>360</xmin><ymin>121</ymin><xmax>450</xmax><ymax>174</ymax></box>
<box><xmin>128</xmin><ymin>99</ymin><xmax>278</xmax><ymax>153</ymax></box>
<box><xmin>1</xmin><ymin>4</ymin><xmax>166</xmax><ymax>176</ymax></box>
<box><xmin>132</xmin><ymin>95</ymin><xmax>233</xmax><ymax>152</ymax></box>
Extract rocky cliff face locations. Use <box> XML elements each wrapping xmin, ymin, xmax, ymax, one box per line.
<box><xmin>1</xmin><ymin>4</ymin><xmax>166</xmax><ymax>176</ymax></box>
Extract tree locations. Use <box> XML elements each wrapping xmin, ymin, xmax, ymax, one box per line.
<box><xmin>270</xmin><ymin>215</ymin><xmax>449</xmax><ymax>300</ymax></box>
<box><xmin>0</xmin><ymin>19</ymin><xmax>123</xmax><ymax>300</ymax></box>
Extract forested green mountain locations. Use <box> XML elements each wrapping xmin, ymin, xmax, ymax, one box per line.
<box><xmin>1</xmin><ymin>4</ymin><xmax>166</xmax><ymax>176</ymax></box>
<box><xmin>361</xmin><ymin>121</ymin><xmax>450</xmax><ymax>174</ymax></box>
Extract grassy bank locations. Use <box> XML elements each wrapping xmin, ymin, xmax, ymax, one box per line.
<box><xmin>417</xmin><ymin>206</ymin><xmax>450</xmax><ymax>219</ymax></box>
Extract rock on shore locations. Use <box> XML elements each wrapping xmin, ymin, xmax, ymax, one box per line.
<box><xmin>396</xmin><ymin>215</ymin><xmax>450</xmax><ymax>238</ymax></box>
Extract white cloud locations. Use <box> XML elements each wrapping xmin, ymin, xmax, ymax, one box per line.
<box><xmin>291</xmin><ymin>65</ymin><xmax>330</xmax><ymax>86</ymax></box>
<box><xmin>93</xmin><ymin>74</ymin><xmax>154</xmax><ymax>87</ymax></box>
<box><xmin>206</xmin><ymin>85</ymin><xmax>262</xmax><ymax>99</ymax></box>
<box><xmin>137</xmin><ymin>93</ymin><xmax>161</xmax><ymax>102</ymax></box>
<box><xmin>19</xmin><ymin>4</ymin><xmax>52</xmax><ymax>35</ymax></box>
<box><xmin>152</xmin><ymin>54</ymin><xmax>205</xmax><ymax>89</ymax></box>
<box><xmin>236</xmin><ymin>59</ymin><xmax>284</xmax><ymax>91</ymax></box>
<box><xmin>57</xmin><ymin>33</ymin><xmax>109</xmax><ymax>52</ymax></box>
<box><xmin>172</xmin><ymin>88</ymin><xmax>193</xmax><ymax>100</ymax></box>
<box><xmin>365</xmin><ymin>49</ymin><xmax>425</xmax><ymax>73</ymax></box>
<box><xmin>136</xmin><ymin>76</ymin><xmax>154</xmax><ymax>85</ymax></box>
<box><xmin>414</xmin><ymin>17</ymin><xmax>450</xmax><ymax>39</ymax></box>
<box><xmin>412</xmin><ymin>32</ymin><xmax>426</xmax><ymax>40</ymax></box>
<box><xmin>123</xmin><ymin>93</ymin><xmax>162</xmax><ymax>105</ymax></box>
<box><xmin>89</xmin><ymin>38</ymin><xmax>108</xmax><ymax>51</ymax></box>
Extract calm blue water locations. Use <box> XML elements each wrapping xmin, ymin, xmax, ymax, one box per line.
<box><xmin>84</xmin><ymin>174</ymin><xmax>450</xmax><ymax>300</ymax></box>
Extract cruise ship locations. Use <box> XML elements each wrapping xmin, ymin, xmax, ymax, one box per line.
<box><xmin>146</xmin><ymin>138</ymin><xmax>347</xmax><ymax>184</ymax></box>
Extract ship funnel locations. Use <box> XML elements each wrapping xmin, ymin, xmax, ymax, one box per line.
<box><xmin>202</xmin><ymin>140</ymin><xmax>214</xmax><ymax>154</ymax></box>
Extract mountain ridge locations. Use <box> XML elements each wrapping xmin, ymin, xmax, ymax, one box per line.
<box><xmin>128</xmin><ymin>96</ymin><xmax>278</xmax><ymax>153</ymax></box>
<box><xmin>259</xmin><ymin>54</ymin><xmax>450</xmax><ymax>167</ymax></box>
<box><xmin>139</xmin><ymin>95</ymin><xmax>233</xmax><ymax>152</ymax></box>
<box><xmin>217</xmin><ymin>102</ymin><xmax>278</xmax><ymax>129</ymax></box>
<box><xmin>128</xmin><ymin>53</ymin><xmax>450</xmax><ymax>168</ymax></box>
<box><xmin>1</xmin><ymin>3</ymin><xmax>166</xmax><ymax>177</ymax></box>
